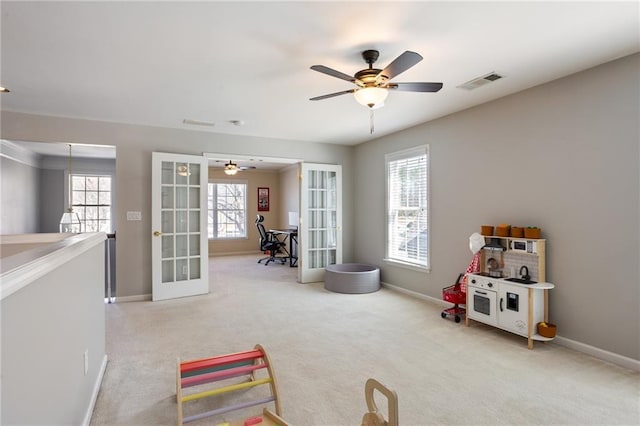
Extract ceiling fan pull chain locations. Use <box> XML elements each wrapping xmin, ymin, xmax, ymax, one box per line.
<box><xmin>370</xmin><ymin>109</ymin><xmax>375</xmax><ymax>134</ymax></box>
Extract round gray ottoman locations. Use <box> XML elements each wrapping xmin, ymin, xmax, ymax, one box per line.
<box><xmin>324</xmin><ymin>263</ymin><xmax>380</xmax><ymax>294</ymax></box>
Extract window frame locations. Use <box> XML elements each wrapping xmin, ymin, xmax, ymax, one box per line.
<box><xmin>69</xmin><ymin>173</ymin><xmax>114</xmax><ymax>233</ymax></box>
<box><xmin>208</xmin><ymin>179</ymin><xmax>248</xmax><ymax>240</ymax></box>
<box><xmin>384</xmin><ymin>145</ymin><xmax>430</xmax><ymax>272</ymax></box>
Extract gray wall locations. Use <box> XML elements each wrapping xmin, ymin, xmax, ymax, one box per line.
<box><xmin>353</xmin><ymin>53</ymin><xmax>639</xmax><ymax>360</ymax></box>
<box><xmin>0</xmin><ymin>155</ymin><xmax>40</xmax><ymax>234</ymax></box>
<box><xmin>1</xmin><ymin>54</ymin><xmax>636</xmax><ymax>362</ymax></box>
<box><xmin>0</xmin><ymin>150</ymin><xmax>117</xmax><ymax>234</ymax></box>
<box><xmin>38</xmin><ymin>156</ymin><xmax>117</xmax><ymax>233</ymax></box>
<box><xmin>39</xmin><ymin>168</ymin><xmax>65</xmax><ymax>232</ymax></box>
<box><xmin>279</xmin><ymin>164</ymin><xmax>300</xmax><ymax>229</ymax></box>
<box><xmin>0</xmin><ymin>116</ymin><xmax>354</xmax><ymax>299</ymax></box>
<box><xmin>1</xmin><ymin>241</ymin><xmax>106</xmax><ymax>425</ymax></box>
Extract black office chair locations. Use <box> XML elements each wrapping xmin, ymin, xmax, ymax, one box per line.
<box><xmin>255</xmin><ymin>215</ymin><xmax>287</xmax><ymax>265</ymax></box>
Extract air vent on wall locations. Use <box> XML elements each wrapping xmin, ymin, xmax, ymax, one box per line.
<box><xmin>457</xmin><ymin>72</ymin><xmax>504</xmax><ymax>91</ymax></box>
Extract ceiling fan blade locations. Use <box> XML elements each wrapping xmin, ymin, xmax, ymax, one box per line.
<box><xmin>387</xmin><ymin>82</ymin><xmax>443</xmax><ymax>92</ymax></box>
<box><xmin>377</xmin><ymin>51</ymin><xmax>423</xmax><ymax>82</ymax></box>
<box><xmin>310</xmin><ymin>89</ymin><xmax>355</xmax><ymax>101</ymax></box>
<box><xmin>310</xmin><ymin>65</ymin><xmax>356</xmax><ymax>83</ymax></box>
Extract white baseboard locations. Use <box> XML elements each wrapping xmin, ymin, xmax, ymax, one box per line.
<box><xmin>210</xmin><ymin>250</ymin><xmax>261</xmax><ymax>257</ymax></box>
<box><xmin>553</xmin><ymin>336</ymin><xmax>640</xmax><ymax>372</ymax></box>
<box><xmin>381</xmin><ymin>281</ymin><xmax>640</xmax><ymax>372</ymax></box>
<box><xmin>82</xmin><ymin>354</ymin><xmax>108</xmax><ymax>426</ymax></box>
<box><xmin>381</xmin><ymin>281</ymin><xmax>448</xmax><ymax>307</ymax></box>
<box><xmin>113</xmin><ymin>294</ymin><xmax>151</xmax><ymax>303</ymax></box>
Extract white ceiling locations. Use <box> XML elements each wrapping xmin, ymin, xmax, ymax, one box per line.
<box><xmin>1</xmin><ymin>1</ymin><xmax>638</xmax><ymax>149</ymax></box>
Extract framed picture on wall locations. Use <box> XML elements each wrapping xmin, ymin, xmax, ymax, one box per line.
<box><xmin>258</xmin><ymin>187</ymin><xmax>269</xmax><ymax>211</ymax></box>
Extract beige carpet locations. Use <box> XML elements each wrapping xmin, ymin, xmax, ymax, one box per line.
<box><xmin>90</xmin><ymin>255</ymin><xmax>639</xmax><ymax>425</ymax></box>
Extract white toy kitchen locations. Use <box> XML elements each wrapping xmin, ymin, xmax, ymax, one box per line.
<box><xmin>465</xmin><ymin>232</ymin><xmax>555</xmax><ymax>349</ymax></box>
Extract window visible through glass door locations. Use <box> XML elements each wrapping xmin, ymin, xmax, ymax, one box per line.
<box><xmin>208</xmin><ymin>181</ymin><xmax>247</xmax><ymax>239</ymax></box>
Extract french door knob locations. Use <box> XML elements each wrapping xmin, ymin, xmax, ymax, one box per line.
<box><xmin>153</xmin><ymin>231</ymin><xmax>162</xmax><ymax>237</ymax></box>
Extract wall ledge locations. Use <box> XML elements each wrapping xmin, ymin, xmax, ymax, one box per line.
<box><xmin>1</xmin><ymin>232</ymin><xmax>106</xmax><ymax>300</ymax></box>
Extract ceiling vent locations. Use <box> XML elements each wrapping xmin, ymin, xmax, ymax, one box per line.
<box><xmin>183</xmin><ymin>118</ymin><xmax>215</xmax><ymax>127</ymax></box>
<box><xmin>457</xmin><ymin>72</ymin><xmax>504</xmax><ymax>91</ymax></box>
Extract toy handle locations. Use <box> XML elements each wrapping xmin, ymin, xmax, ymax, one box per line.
<box><xmin>363</xmin><ymin>378</ymin><xmax>398</xmax><ymax>426</ymax></box>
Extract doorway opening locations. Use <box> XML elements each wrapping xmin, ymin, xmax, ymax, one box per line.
<box><xmin>204</xmin><ymin>152</ymin><xmax>302</xmax><ymax>282</ymax></box>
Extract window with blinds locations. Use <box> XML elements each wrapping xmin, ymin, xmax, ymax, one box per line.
<box><xmin>385</xmin><ymin>146</ymin><xmax>429</xmax><ymax>269</ymax></box>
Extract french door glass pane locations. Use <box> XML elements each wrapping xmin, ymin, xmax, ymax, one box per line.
<box><xmin>189</xmin><ymin>211</ymin><xmax>200</xmax><ymax>232</ymax></box>
<box><xmin>161</xmin><ymin>162</ymin><xmax>174</xmax><ymax>185</ymax></box>
<box><xmin>162</xmin><ymin>236</ymin><xmax>174</xmax><ymax>258</ymax></box>
<box><xmin>162</xmin><ymin>260</ymin><xmax>174</xmax><ymax>283</ymax></box>
<box><xmin>176</xmin><ymin>162</ymin><xmax>188</xmax><ymax>185</ymax></box>
<box><xmin>162</xmin><ymin>187</ymin><xmax>174</xmax><ymax>209</ymax></box>
<box><xmin>162</xmin><ymin>211</ymin><xmax>173</xmax><ymax>233</ymax></box>
<box><xmin>176</xmin><ymin>235</ymin><xmax>188</xmax><ymax>257</ymax></box>
<box><xmin>189</xmin><ymin>234</ymin><xmax>200</xmax><ymax>256</ymax></box>
<box><xmin>188</xmin><ymin>163</ymin><xmax>200</xmax><ymax>185</ymax></box>
<box><xmin>176</xmin><ymin>211</ymin><xmax>188</xmax><ymax>233</ymax></box>
<box><xmin>189</xmin><ymin>187</ymin><xmax>200</xmax><ymax>208</ymax></box>
<box><xmin>176</xmin><ymin>259</ymin><xmax>188</xmax><ymax>281</ymax></box>
<box><xmin>176</xmin><ymin>187</ymin><xmax>188</xmax><ymax>208</ymax></box>
<box><xmin>189</xmin><ymin>258</ymin><xmax>201</xmax><ymax>279</ymax></box>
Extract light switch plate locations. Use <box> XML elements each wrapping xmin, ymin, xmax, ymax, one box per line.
<box><xmin>127</xmin><ymin>211</ymin><xmax>142</xmax><ymax>221</ymax></box>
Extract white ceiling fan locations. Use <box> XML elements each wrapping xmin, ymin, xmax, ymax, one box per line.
<box><xmin>223</xmin><ymin>160</ymin><xmax>256</xmax><ymax>175</ymax></box>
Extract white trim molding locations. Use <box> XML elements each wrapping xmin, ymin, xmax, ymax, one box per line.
<box><xmin>1</xmin><ymin>233</ymin><xmax>107</xmax><ymax>300</ymax></box>
<box><xmin>82</xmin><ymin>355</ymin><xmax>109</xmax><ymax>426</ymax></box>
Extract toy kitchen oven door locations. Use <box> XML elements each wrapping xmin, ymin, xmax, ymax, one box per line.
<box><xmin>467</xmin><ymin>275</ymin><xmax>498</xmax><ymax>326</ymax></box>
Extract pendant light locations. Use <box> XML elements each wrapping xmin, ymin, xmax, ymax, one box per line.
<box><xmin>59</xmin><ymin>144</ymin><xmax>82</xmax><ymax>233</ymax></box>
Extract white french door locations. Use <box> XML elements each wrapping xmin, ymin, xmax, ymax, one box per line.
<box><xmin>151</xmin><ymin>152</ymin><xmax>209</xmax><ymax>301</ymax></box>
<box><xmin>298</xmin><ymin>163</ymin><xmax>342</xmax><ymax>283</ymax></box>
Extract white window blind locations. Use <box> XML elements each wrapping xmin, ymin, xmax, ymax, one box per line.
<box><xmin>208</xmin><ymin>181</ymin><xmax>247</xmax><ymax>239</ymax></box>
<box><xmin>386</xmin><ymin>146</ymin><xmax>429</xmax><ymax>268</ymax></box>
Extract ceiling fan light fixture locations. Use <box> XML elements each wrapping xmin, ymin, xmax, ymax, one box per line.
<box><xmin>177</xmin><ymin>164</ymin><xmax>190</xmax><ymax>176</ymax></box>
<box><xmin>224</xmin><ymin>161</ymin><xmax>238</xmax><ymax>175</ymax></box>
<box><xmin>354</xmin><ymin>86</ymin><xmax>388</xmax><ymax>109</ymax></box>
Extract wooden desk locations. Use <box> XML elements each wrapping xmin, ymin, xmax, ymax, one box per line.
<box><xmin>269</xmin><ymin>229</ymin><xmax>298</xmax><ymax>267</ymax></box>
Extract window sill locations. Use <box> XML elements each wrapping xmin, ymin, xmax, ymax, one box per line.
<box><xmin>383</xmin><ymin>258</ymin><xmax>430</xmax><ymax>273</ymax></box>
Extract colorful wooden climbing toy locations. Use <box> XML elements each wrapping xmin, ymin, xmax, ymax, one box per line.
<box><xmin>176</xmin><ymin>344</ymin><xmax>288</xmax><ymax>425</ymax></box>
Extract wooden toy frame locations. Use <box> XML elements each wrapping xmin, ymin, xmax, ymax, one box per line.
<box><xmin>176</xmin><ymin>344</ymin><xmax>285</xmax><ymax>425</ymax></box>
<box><xmin>361</xmin><ymin>378</ymin><xmax>398</xmax><ymax>426</ymax></box>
